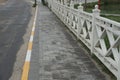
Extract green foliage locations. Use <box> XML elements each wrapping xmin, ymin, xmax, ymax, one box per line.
<box><xmin>74</xmin><ymin>4</ymin><xmax>79</xmax><ymax>9</ymax></box>
<box><xmin>83</xmin><ymin>1</ymin><xmax>120</xmax><ymax>22</ymax></box>
<box><xmin>101</xmin><ymin>15</ymin><xmax>120</xmax><ymax>22</ymax></box>
<box><xmin>104</xmin><ymin>35</ymin><xmax>110</xmax><ymax>50</ymax></box>
<box><xmin>86</xmin><ymin>2</ymin><xmax>97</xmax><ymax>8</ymax></box>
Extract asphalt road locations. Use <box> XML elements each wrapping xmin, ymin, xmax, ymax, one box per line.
<box><xmin>0</xmin><ymin>0</ymin><xmax>32</xmax><ymax>80</ymax></box>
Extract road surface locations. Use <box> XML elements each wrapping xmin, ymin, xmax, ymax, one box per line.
<box><xmin>0</xmin><ymin>0</ymin><xmax>33</xmax><ymax>80</ymax></box>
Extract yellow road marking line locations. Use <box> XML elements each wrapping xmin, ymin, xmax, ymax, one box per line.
<box><xmin>28</xmin><ymin>42</ymin><xmax>33</xmax><ymax>50</ymax></box>
<box><xmin>31</xmin><ymin>31</ymin><xmax>34</xmax><ymax>36</ymax></box>
<box><xmin>21</xmin><ymin>6</ymin><xmax>38</xmax><ymax>80</ymax></box>
<box><xmin>21</xmin><ymin>62</ymin><xmax>30</xmax><ymax>80</ymax></box>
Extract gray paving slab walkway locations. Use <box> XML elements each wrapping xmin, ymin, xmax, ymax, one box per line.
<box><xmin>29</xmin><ymin>3</ymin><xmax>107</xmax><ymax>80</ymax></box>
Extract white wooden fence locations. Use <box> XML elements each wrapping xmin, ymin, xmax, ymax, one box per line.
<box><xmin>47</xmin><ymin>0</ymin><xmax>120</xmax><ymax>79</ymax></box>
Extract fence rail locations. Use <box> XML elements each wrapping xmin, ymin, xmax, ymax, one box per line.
<box><xmin>47</xmin><ymin>0</ymin><xmax>120</xmax><ymax>79</ymax></box>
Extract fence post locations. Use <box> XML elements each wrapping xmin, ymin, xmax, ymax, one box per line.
<box><xmin>77</xmin><ymin>3</ymin><xmax>83</xmax><ymax>39</ymax></box>
<box><xmin>50</xmin><ymin>0</ymin><xmax>53</xmax><ymax>10</ymax></box>
<box><xmin>69</xmin><ymin>1</ymin><xmax>74</xmax><ymax>27</ymax></box>
<box><xmin>48</xmin><ymin>0</ymin><xmax>50</xmax><ymax>8</ymax></box>
<box><xmin>91</xmin><ymin>5</ymin><xmax>100</xmax><ymax>54</ymax></box>
<box><xmin>78</xmin><ymin>3</ymin><xmax>83</xmax><ymax>11</ymax></box>
<box><xmin>70</xmin><ymin>1</ymin><xmax>74</xmax><ymax>8</ymax></box>
<box><xmin>64</xmin><ymin>2</ymin><xmax>68</xmax><ymax>24</ymax></box>
<box><xmin>61</xmin><ymin>0</ymin><xmax>63</xmax><ymax>5</ymax></box>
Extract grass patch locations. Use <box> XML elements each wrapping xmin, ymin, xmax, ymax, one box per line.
<box><xmin>83</xmin><ymin>2</ymin><xmax>120</xmax><ymax>22</ymax></box>
<box><xmin>84</xmin><ymin>1</ymin><xmax>120</xmax><ymax>13</ymax></box>
<box><xmin>101</xmin><ymin>15</ymin><xmax>120</xmax><ymax>22</ymax></box>
<box><xmin>104</xmin><ymin>35</ymin><xmax>110</xmax><ymax>50</ymax></box>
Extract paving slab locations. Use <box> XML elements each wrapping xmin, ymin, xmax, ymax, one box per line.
<box><xmin>29</xmin><ymin>3</ymin><xmax>106</xmax><ymax>80</ymax></box>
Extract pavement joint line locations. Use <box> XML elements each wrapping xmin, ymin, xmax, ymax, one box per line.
<box><xmin>21</xmin><ymin>6</ymin><xmax>38</xmax><ymax>80</ymax></box>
